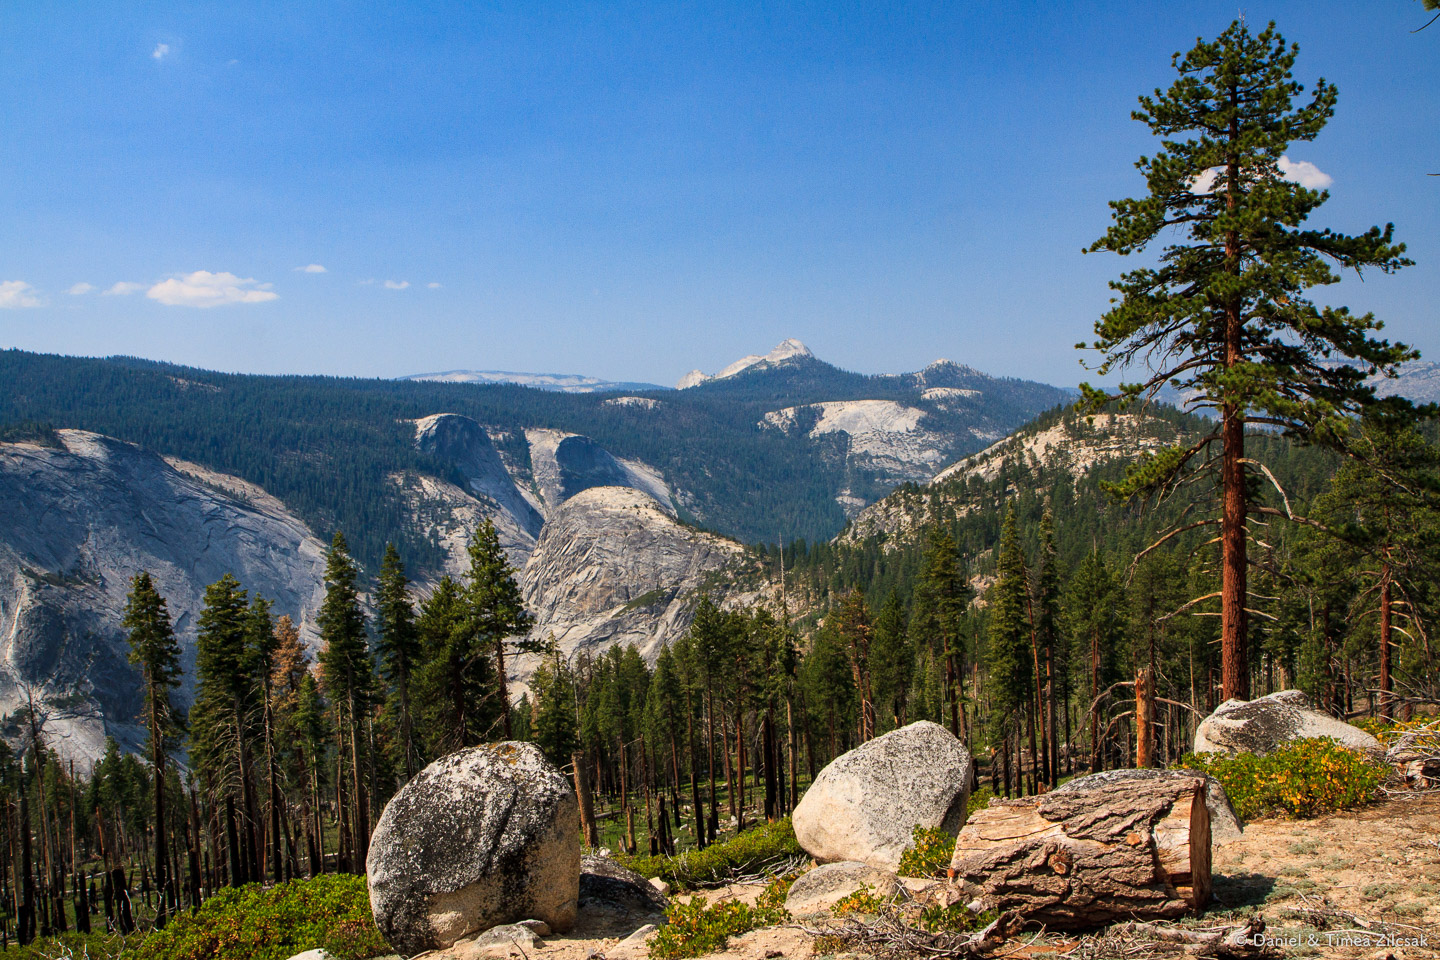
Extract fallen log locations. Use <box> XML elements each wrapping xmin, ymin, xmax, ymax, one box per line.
<box><xmin>947</xmin><ymin>778</ymin><xmax>1210</xmax><ymax>929</ymax></box>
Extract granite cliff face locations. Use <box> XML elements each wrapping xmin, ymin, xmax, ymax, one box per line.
<box><xmin>840</xmin><ymin>410</ymin><xmax>1184</xmax><ymax>547</ymax></box>
<box><xmin>519</xmin><ymin>486</ymin><xmax>742</xmax><ymax>668</ymax></box>
<box><xmin>0</xmin><ymin>430</ymin><xmax>330</xmax><ymax>762</ymax></box>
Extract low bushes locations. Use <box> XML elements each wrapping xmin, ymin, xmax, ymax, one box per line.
<box><xmin>1179</xmin><ymin>737</ymin><xmax>1386</xmax><ymax>820</ymax></box>
<box><xmin>134</xmin><ymin>874</ymin><xmax>389</xmax><ymax>960</ymax></box>
<box><xmin>897</xmin><ymin>825</ymin><xmax>955</xmax><ymax>878</ymax></box>
<box><xmin>623</xmin><ymin>818</ymin><xmax>803</xmax><ymax>889</ymax></box>
<box><xmin>649</xmin><ymin>877</ymin><xmax>791</xmax><ymax>960</ymax></box>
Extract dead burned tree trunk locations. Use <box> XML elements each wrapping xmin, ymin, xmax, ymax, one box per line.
<box><xmin>948</xmin><ymin>779</ymin><xmax>1210</xmax><ymax>929</ymax></box>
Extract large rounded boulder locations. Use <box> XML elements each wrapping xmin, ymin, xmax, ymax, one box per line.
<box><xmin>792</xmin><ymin>720</ymin><xmax>973</xmax><ymax>871</ymax></box>
<box><xmin>1193</xmin><ymin>690</ymin><xmax>1383</xmax><ymax>758</ymax></box>
<box><xmin>367</xmin><ymin>742</ymin><xmax>580</xmax><ymax>955</ymax></box>
<box><xmin>1052</xmin><ymin>767</ymin><xmax>1244</xmax><ymax>842</ymax></box>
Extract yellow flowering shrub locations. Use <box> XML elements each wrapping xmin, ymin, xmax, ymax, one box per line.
<box><xmin>1180</xmin><ymin>737</ymin><xmax>1385</xmax><ymax>820</ymax></box>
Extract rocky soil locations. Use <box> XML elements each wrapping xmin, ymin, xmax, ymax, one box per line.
<box><xmin>419</xmin><ymin>795</ymin><xmax>1440</xmax><ymax>960</ymax></box>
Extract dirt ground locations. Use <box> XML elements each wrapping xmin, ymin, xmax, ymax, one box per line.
<box><xmin>431</xmin><ymin>792</ymin><xmax>1440</xmax><ymax>960</ymax></box>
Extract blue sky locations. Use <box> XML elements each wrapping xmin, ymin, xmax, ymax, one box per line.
<box><xmin>2</xmin><ymin>2</ymin><xmax>1436</xmax><ymax>387</ymax></box>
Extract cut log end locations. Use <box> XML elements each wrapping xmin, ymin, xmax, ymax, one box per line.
<box><xmin>948</xmin><ymin>778</ymin><xmax>1211</xmax><ymax>930</ymax></box>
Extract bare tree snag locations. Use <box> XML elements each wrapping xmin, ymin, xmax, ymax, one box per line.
<box><xmin>947</xmin><ymin>779</ymin><xmax>1210</xmax><ymax>929</ymax></box>
<box><xmin>1136</xmin><ymin>666</ymin><xmax>1154</xmax><ymax>768</ymax></box>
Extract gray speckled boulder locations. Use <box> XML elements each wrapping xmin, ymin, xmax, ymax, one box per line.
<box><xmin>1194</xmin><ymin>690</ymin><xmax>1383</xmax><ymax>758</ymax></box>
<box><xmin>366</xmin><ymin>743</ymin><xmax>580</xmax><ymax>955</ymax></box>
<box><xmin>1052</xmin><ymin>768</ymin><xmax>1243</xmax><ymax>842</ymax></box>
<box><xmin>785</xmin><ymin>861</ymin><xmax>901</xmax><ymax>916</ymax></box>
<box><xmin>792</xmin><ymin>720</ymin><xmax>973</xmax><ymax>871</ymax></box>
<box><xmin>578</xmin><ymin>854</ymin><xmax>668</xmax><ymax>923</ymax></box>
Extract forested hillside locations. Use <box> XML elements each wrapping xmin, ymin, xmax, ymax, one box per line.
<box><xmin>0</xmin><ymin>348</ymin><xmax>1071</xmax><ymax>570</ymax></box>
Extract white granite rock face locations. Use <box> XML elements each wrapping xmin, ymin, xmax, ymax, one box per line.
<box><xmin>366</xmin><ymin>743</ymin><xmax>580</xmax><ymax>955</ymax></box>
<box><xmin>520</xmin><ymin>486</ymin><xmax>742</xmax><ymax>667</ymax></box>
<box><xmin>792</xmin><ymin>721</ymin><xmax>973</xmax><ymax>871</ymax></box>
<box><xmin>0</xmin><ymin>430</ymin><xmax>330</xmax><ymax>764</ymax></box>
<box><xmin>1193</xmin><ymin>690</ymin><xmax>1383</xmax><ymax>757</ymax></box>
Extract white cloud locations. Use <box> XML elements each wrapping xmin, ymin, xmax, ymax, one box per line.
<box><xmin>67</xmin><ymin>282</ymin><xmax>95</xmax><ymax>295</ymax></box>
<box><xmin>1189</xmin><ymin>167</ymin><xmax>1222</xmax><ymax>195</ymax></box>
<box><xmin>152</xmin><ymin>43</ymin><xmax>170</xmax><ymax>60</ymax></box>
<box><xmin>104</xmin><ymin>281</ymin><xmax>145</xmax><ymax>296</ymax></box>
<box><xmin>296</xmin><ymin>264</ymin><xmax>327</xmax><ymax>273</ymax></box>
<box><xmin>427</xmin><ymin>282</ymin><xmax>442</xmax><ymax>289</ymax></box>
<box><xmin>1189</xmin><ymin>155</ymin><xmax>1332</xmax><ymax>195</ymax></box>
<box><xmin>1278</xmin><ymin>156</ymin><xmax>1333</xmax><ymax>190</ymax></box>
<box><xmin>146</xmin><ymin>271</ymin><xmax>278</xmax><ymax>308</ymax></box>
<box><xmin>0</xmin><ymin>281</ymin><xmax>43</xmax><ymax>309</ymax></box>
<box><xmin>359</xmin><ymin>278</ymin><xmax>377</xmax><ymax>286</ymax></box>
<box><xmin>384</xmin><ymin>280</ymin><xmax>410</xmax><ymax>290</ymax></box>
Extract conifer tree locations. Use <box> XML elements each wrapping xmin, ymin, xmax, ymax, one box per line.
<box><xmin>462</xmin><ymin>521</ymin><xmax>534</xmax><ymax>739</ymax></box>
<box><xmin>531</xmin><ymin>653</ymin><xmax>580</xmax><ymax>766</ymax></box>
<box><xmin>375</xmin><ymin>544</ymin><xmax>421</xmax><ymax>779</ymax></box>
<box><xmin>317</xmin><ymin>531</ymin><xmax>375</xmax><ymax>868</ymax></box>
<box><xmin>987</xmin><ymin>509</ymin><xmax>1032</xmax><ymax>793</ymax></box>
<box><xmin>121</xmin><ymin>572</ymin><xmax>182</xmax><ymax>928</ymax></box>
<box><xmin>911</xmin><ymin>530</ymin><xmax>972</xmax><ymax>737</ymax></box>
<box><xmin>1084</xmin><ymin>19</ymin><xmax>1416</xmax><ymax>701</ymax></box>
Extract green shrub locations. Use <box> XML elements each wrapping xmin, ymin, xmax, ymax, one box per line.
<box><xmin>966</xmin><ymin>787</ymin><xmax>995</xmax><ymax>817</ymax></box>
<box><xmin>1179</xmin><ymin>737</ymin><xmax>1386</xmax><ymax>820</ymax></box>
<box><xmin>135</xmin><ymin>874</ymin><xmax>389</xmax><ymax>960</ymax></box>
<box><xmin>897</xmin><ymin>825</ymin><xmax>955</xmax><ymax>878</ymax></box>
<box><xmin>623</xmin><ymin>818</ymin><xmax>803</xmax><ymax>890</ymax></box>
<box><xmin>917</xmin><ymin>903</ymin><xmax>993</xmax><ymax>934</ymax></box>
<box><xmin>649</xmin><ymin>891</ymin><xmax>788</xmax><ymax>960</ymax></box>
<box><xmin>831</xmin><ymin>888</ymin><xmax>888</xmax><ymax>916</ymax></box>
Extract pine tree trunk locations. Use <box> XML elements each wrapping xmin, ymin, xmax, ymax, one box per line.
<box><xmin>948</xmin><ymin>778</ymin><xmax>1211</xmax><ymax>928</ymax></box>
<box><xmin>1136</xmin><ymin>666</ymin><xmax>1154</xmax><ymax>769</ymax></box>
<box><xmin>572</xmin><ymin>751</ymin><xmax>599</xmax><ymax>848</ymax></box>
<box><xmin>1219</xmin><ymin>117</ymin><xmax>1250</xmax><ymax>704</ymax></box>
<box><xmin>1379</xmin><ymin>563</ymin><xmax>1393</xmax><ymax>721</ymax></box>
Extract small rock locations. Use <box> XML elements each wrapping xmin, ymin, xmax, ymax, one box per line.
<box><xmin>784</xmin><ymin>861</ymin><xmax>901</xmax><ymax>916</ymax></box>
<box><xmin>792</xmin><ymin>721</ymin><xmax>973</xmax><ymax>871</ymax></box>
<box><xmin>468</xmin><ymin>923</ymin><xmax>545</xmax><ymax>950</ymax></box>
<box><xmin>619</xmin><ymin>923</ymin><xmax>658</xmax><ymax>945</ymax></box>
<box><xmin>518</xmin><ymin>919</ymin><xmax>552</xmax><ymax>936</ymax></box>
<box><xmin>648</xmin><ymin>877</ymin><xmax>671</xmax><ymax>896</ymax></box>
<box><xmin>285</xmin><ymin>951</ymin><xmax>332</xmax><ymax>960</ymax></box>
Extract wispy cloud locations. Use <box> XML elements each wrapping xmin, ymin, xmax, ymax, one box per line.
<box><xmin>296</xmin><ymin>264</ymin><xmax>327</xmax><ymax>274</ymax></box>
<box><xmin>67</xmin><ymin>282</ymin><xmax>95</xmax><ymax>296</ymax></box>
<box><xmin>1277</xmin><ymin>157</ymin><xmax>1333</xmax><ymax>190</ymax></box>
<box><xmin>384</xmin><ymin>280</ymin><xmax>410</xmax><ymax>290</ymax></box>
<box><xmin>104</xmin><ymin>281</ymin><xmax>145</xmax><ymax>296</ymax></box>
<box><xmin>152</xmin><ymin>43</ymin><xmax>170</xmax><ymax>60</ymax></box>
<box><xmin>1190</xmin><ymin>155</ymin><xmax>1333</xmax><ymax>195</ymax></box>
<box><xmin>0</xmin><ymin>281</ymin><xmax>43</xmax><ymax>309</ymax></box>
<box><xmin>427</xmin><ymin>282</ymin><xmax>442</xmax><ymax>289</ymax></box>
<box><xmin>147</xmin><ymin>271</ymin><xmax>278</xmax><ymax>308</ymax></box>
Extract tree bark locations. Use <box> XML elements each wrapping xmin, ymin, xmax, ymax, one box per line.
<box><xmin>1136</xmin><ymin>666</ymin><xmax>1154</xmax><ymax>769</ymax></box>
<box><xmin>948</xmin><ymin>779</ymin><xmax>1211</xmax><ymax>929</ymax></box>
<box><xmin>1379</xmin><ymin>562</ymin><xmax>1393</xmax><ymax>721</ymax></box>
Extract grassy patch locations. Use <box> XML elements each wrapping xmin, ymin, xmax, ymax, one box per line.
<box><xmin>1179</xmin><ymin>738</ymin><xmax>1386</xmax><ymax>819</ymax></box>
<box><xmin>135</xmin><ymin>875</ymin><xmax>388</xmax><ymax>960</ymax></box>
<box><xmin>623</xmin><ymin>818</ymin><xmax>802</xmax><ymax>890</ymax></box>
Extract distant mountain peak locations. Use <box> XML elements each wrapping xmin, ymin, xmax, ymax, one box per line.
<box><xmin>676</xmin><ymin>338</ymin><xmax>815</xmax><ymax>389</ymax></box>
<box><xmin>399</xmin><ymin>369</ymin><xmax>668</xmax><ymax>394</ymax></box>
